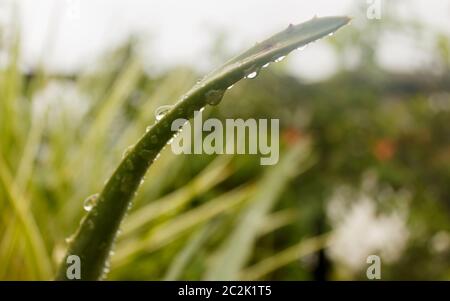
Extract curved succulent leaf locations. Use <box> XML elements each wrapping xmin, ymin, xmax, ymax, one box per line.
<box><xmin>56</xmin><ymin>16</ymin><xmax>350</xmax><ymax>280</ymax></box>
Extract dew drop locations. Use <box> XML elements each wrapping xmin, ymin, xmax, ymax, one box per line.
<box><xmin>145</xmin><ymin>125</ymin><xmax>152</xmax><ymax>133</ymax></box>
<box><xmin>155</xmin><ymin>105</ymin><xmax>173</xmax><ymax>121</ymax></box>
<box><xmin>153</xmin><ymin>153</ymin><xmax>161</xmax><ymax>162</ymax></box>
<box><xmin>274</xmin><ymin>56</ymin><xmax>286</xmax><ymax>63</ymax></box>
<box><xmin>227</xmin><ymin>85</ymin><xmax>234</xmax><ymax>90</ymax></box>
<box><xmin>328</xmin><ymin>32</ymin><xmax>334</xmax><ymax>37</ymax></box>
<box><xmin>262</xmin><ymin>62</ymin><xmax>270</xmax><ymax>68</ymax></box>
<box><xmin>246</xmin><ymin>71</ymin><xmax>258</xmax><ymax>79</ymax></box>
<box><xmin>205</xmin><ymin>89</ymin><xmax>225</xmax><ymax>106</ymax></box>
<box><xmin>122</xmin><ymin>145</ymin><xmax>134</xmax><ymax>159</ymax></box>
<box><xmin>83</xmin><ymin>193</ymin><xmax>99</xmax><ymax>212</ymax></box>
<box><xmin>102</xmin><ymin>261</ymin><xmax>111</xmax><ymax>278</ymax></box>
<box><xmin>65</xmin><ymin>235</ymin><xmax>74</xmax><ymax>244</ymax></box>
<box><xmin>127</xmin><ymin>201</ymin><xmax>134</xmax><ymax>210</ymax></box>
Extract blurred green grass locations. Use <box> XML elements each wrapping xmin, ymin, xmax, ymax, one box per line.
<box><xmin>0</xmin><ymin>10</ymin><xmax>450</xmax><ymax>280</ymax></box>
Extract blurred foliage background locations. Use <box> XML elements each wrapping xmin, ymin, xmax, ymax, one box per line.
<box><xmin>0</xmin><ymin>2</ymin><xmax>449</xmax><ymax>280</ymax></box>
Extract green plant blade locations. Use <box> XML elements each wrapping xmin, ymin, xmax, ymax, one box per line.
<box><xmin>163</xmin><ymin>220</ymin><xmax>220</xmax><ymax>281</ymax></box>
<box><xmin>239</xmin><ymin>233</ymin><xmax>331</xmax><ymax>280</ymax></box>
<box><xmin>112</xmin><ymin>183</ymin><xmax>254</xmax><ymax>268</ymax></box>
<box><xmin>56</xmin><ymin>16</ymin><xmax>350</xmax><ymax>280</ymax></box>
<box><xmin>120</xmin><ymin>156</ymin><xmax>233</xmax><ymax>238</ymax></box>
<box><xmin>204</xmin><ymin>140</ymin><xmax>312</xmax><ymax>280</ymax></box>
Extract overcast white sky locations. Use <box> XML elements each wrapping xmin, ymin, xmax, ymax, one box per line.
<box><xmin>3</xmin><ymin>0</ymin><xmax>450</xmax><ymax>80</ymax></box>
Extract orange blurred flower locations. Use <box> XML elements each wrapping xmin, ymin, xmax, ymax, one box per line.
<box><xmin>282</xmin><ymin>127</ymin><xmax>305</xmax><ymax>145</ymax></box>
<box><xmin>373</xmin><ymin>138</ymin><xmax>396</xmax><ymax>161</ymax></box>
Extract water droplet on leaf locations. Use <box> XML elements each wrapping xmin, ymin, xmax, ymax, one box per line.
<box><xmin>65</xmin><ymin>235</ymin><xmax>74</xmax><ymax>244</ymax></box>
<box><xmin>83</xmin><ymin>193</ymin><xmax>99</xmax><ymax>212</ymax></box>
<box><xmin>155</xmin><ymin>105</ymin><xmax>173</xmax><ymax>121</ymax></box>
<box><xmin>154</xmin><ymin>153</ymin><xmax>161</xmax><ymax>162</ymax></box>
<box><xmin>246</xmin><ymin>71</ymin><xmax>258</xmax><ymax>79</ymax></box>
<box><xmin>205</xmin><ymin>89</ymin><xmax>225</xmax><ymax>106</ymax></box>
<box><xmin>274</xmin><ymin>56</ymin><xmax>286</xmax><ymax>63</ymax></box>
<box><xmin>122</xmin><ymin>145</ymin><xmax>134</xmax><ymax>159</ymax></box>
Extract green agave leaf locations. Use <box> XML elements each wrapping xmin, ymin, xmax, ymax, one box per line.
<box><xmin>56</xmin><ymin>16</ymin><xmax>350</xmax><ymax>280</ymax></box>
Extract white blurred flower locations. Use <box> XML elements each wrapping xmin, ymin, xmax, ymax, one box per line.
<box><xmin>327</xmin><ymin>188</ymin><xmax>410</xmax><ymax>271</ymax></box>
<box><xmin>430</xmin><ymin>231</ymin><xmax>450</xmax><ymax>254</ymax></box>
